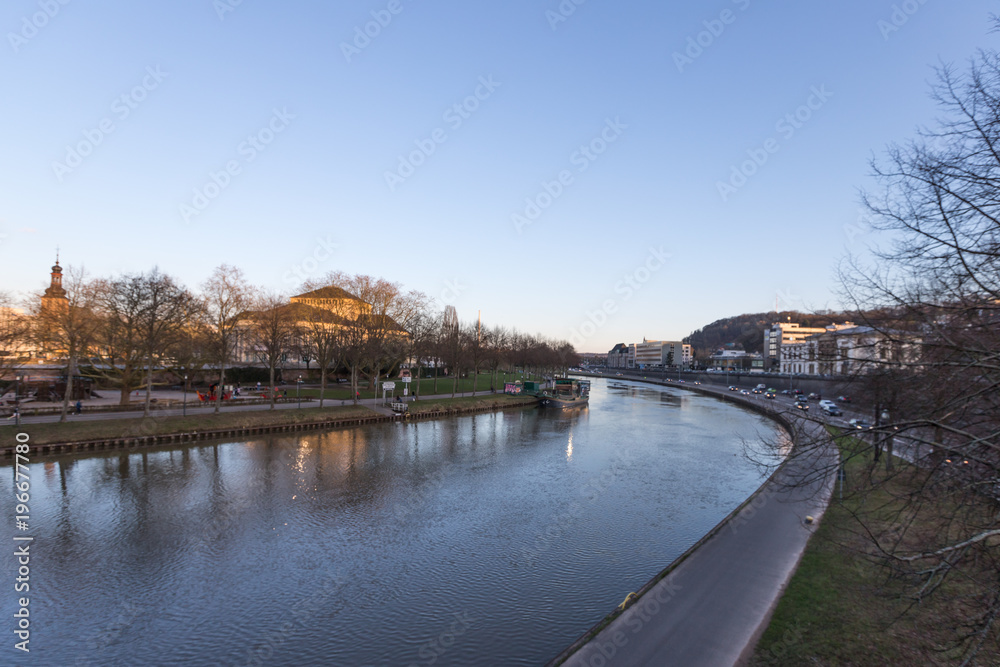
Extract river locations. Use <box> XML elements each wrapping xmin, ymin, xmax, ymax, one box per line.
<box><xmin>2</xmin><ymin>377</ymin><xmax>787</xmax><ymax>666</ymax></box>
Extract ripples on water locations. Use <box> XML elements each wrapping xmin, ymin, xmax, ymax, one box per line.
<box><xmin>1</xmin><ymin>378</ymin><xmax>787</xmax><ymax>666</ymax></box>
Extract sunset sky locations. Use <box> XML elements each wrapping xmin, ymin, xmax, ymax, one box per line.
<box><xmin>0</xmin><ymin>0</ymin><xmax>993</xmax><ymax>351</ymax></box>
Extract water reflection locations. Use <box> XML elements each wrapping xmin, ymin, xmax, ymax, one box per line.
<box><xmin>2</xmin><ymin>378</ymin><xmax>787</xmax><ymax>666</ymax></box>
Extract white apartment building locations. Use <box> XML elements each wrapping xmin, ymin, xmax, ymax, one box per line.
<box><xmin>763</xmin><ymin>321</ymin><xmax>833</xmax><ymax>370</ymax></box>
<box><xmin>633</xmin><ymin>339</ymin><xmax>692</xmax><ymax>369</ymax></box>
<box><xmin>779</xmin><ymin>325</ymin><xmax>920</xmax><ymax>375</ymax></box>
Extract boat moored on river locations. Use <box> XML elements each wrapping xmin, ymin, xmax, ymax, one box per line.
<box><xmin>538</xmin><ymin>378</ymin><xmax>590</xmax><ymax>408</ymax></box>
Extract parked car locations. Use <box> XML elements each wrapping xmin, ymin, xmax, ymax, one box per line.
<box><xmin>848</xmin><ymin>418</ymin><xmax>871</xmax><ymax>430</ymax></box>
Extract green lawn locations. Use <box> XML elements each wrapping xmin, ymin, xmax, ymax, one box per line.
<box><xmin>296</xmin><ymin>371</ymin><xmax>535</xmax><ymax>400</ymax></box>
<box><xmin>751</xmin><ymin>428</ymin><xmax>996</xmax><ymax>665</ymax></box>
<box><xmin>406</xmin><ymin>394</ymin><xmax>537</xmax><ymax>415</ymax></box>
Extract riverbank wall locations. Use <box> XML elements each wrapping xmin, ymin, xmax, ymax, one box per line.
<box><xmin>1</xmin><ymin>396</ymin><xmax>539</xmax><ymax>460</ymax></box>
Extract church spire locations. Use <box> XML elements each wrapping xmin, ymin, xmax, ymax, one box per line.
<box><xmin>42</xmin><ymin>253</ymin><xmax>68</xmax><ymax>313</ymax></box>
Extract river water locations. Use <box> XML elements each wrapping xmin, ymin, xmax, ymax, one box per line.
<box><xmin>3</xmin><ymin>378</ymin><xmax>786</xmax><ymax>666</ymax></box>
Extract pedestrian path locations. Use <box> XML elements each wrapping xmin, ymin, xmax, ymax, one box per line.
<box><xmin>8</xmin><ymin>389</ymin><xmax>506</xmax><ymax>425</ymax></box>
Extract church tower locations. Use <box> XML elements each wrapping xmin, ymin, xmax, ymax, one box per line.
<box><xmin>41</xmin><ymin>255</ymin><xmax>69</xmax><ymax>315</ymax></box>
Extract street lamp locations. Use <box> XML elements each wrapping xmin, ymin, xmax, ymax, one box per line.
<box><xmin>183</xmin><ymin>375</ymin><xmax>188</xmax><ymax>417</ymax></box>
<box><xmin>14</xmin><ymin>375</ymin><xmax>21</xmax><ymax>427</ymax></box>
<box><xmin>297</xmin><ymin>375</ymin><xmax>303</xmax><ymax>409</ymax></box>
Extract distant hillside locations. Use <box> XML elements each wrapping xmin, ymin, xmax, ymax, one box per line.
<box><xmin>683</xmin><ymin>311</ymin><xmax>852</xmax><ymax>361</ymax></box>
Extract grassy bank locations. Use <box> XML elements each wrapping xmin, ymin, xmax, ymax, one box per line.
<box><xmin>1</xmin><ymin>394</ymin><xmax>540</xmax><ymax>447</ymax></box>
<box><xmin>0</xmin><ymin>404</ymin><xmax>376</xmax><ymax>446</ymax></box>
<box><xmin>406</xmin><ymin>393</ymin><xmax>537</xmax><ymax>415</ymax></box>
<box><xmin>751</xmin><ymin>428</ymin><xmax>998</xmax><ymax>665</ymax></box>
<box><xmin>297</xmin><ymin>372</ymin><xmax>538</xmax><ymax>400</ymax></box>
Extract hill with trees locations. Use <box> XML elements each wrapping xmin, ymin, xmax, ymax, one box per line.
<box><xmin>682</xmin><ymin>310</ymin><xmax>852</xmax><ymax>361</ymax></box>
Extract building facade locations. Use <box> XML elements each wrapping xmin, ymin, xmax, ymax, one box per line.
<box><xmin>778</xmin><ymin>325</ymin><xmax>920</xmax><ymax>376</ymax></box>
<box><xmin>606</xmin><ymin>343</ymin><xmax>630</xmax><ymax>368</ymax></box>
<box><xmin>763</xmin><ymin>321</ymin><xmax>831</xmax><ymax>370</ymax></box>
<box><xmin>631</xmin><ymin>339</ymin><xmax>692</xmax><ymax>369</ymax></box>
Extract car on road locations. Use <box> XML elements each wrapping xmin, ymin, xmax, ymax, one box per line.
<box><xmin>794</xmin><ymin>399</ymin><xmax>809</xmax><ymax>411</ymax></box>
<box><xmin>752</xmin><ymin>388</ymin><xmax>763</xmax><ymax>394</ymax></box>
<box><xmin>765</xmin><ymin>392</ymin><xmax>776</xmax><ymax>400</ymax></box>
<box><xmin>807</xmin><ymin>392</ymin><xmax>821</xmax><ymax>400</ymax></box>
<box><xmin>728</xmin><ymin>386</ymin><xmax>738</xmax><ymax>391</ymax></box>
<box><xmin>822</xmin><ymin>405</ymin><xmax>842</xmax><ymax>416</ymax></box>
<box><xmin>780</xmin><ymin>389</ymin><xmax>791</xmax><ymax>396</ymax></box>
<box><xmin>693</xmin><ymin>381</ymin><xmax>701</xmax><ymax>385</ymax></box>
<box><xmin>740</xmin><ymin>390</ymin><xmax>751</xmax><ymax>395</ymax></box>
<box><xmin>792</xmin><ymin>389</ymin><xmax>803</xmax><ymax>395</ymax></box>
<box><xmin>837</xmin><ymin>395</ymin><xmax>851</xmax><ymax>402</ymax></box>
<box><xmin>848</xmin><ymin>418</ymin><xmax>871</xmax><ymax>430</ymax></box>
<box><xmin>615</xmin><ymin>372</ymin><xmax>623</xmax><ymax>376</ymax></box>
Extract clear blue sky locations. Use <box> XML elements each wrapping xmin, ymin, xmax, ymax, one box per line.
<box><xmin>0</xmin><ymin>0</ymin><xmax>993</xmax><ymax>352</ymax></box>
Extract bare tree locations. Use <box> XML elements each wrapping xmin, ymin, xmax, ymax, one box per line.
<box><xmin>827</xmin><ymin>49</ymin><xmax>1000</xmax><ymax>662</ymax></box>
<box><xmin>0</xmin><ymin>292</ymin><xmax>31</xmax><ymax>391</ymax></box>
<box><xmin>485</xmin><ymin>324</ymin><xmax>510</xmax><ymax>392</ymax></box>
<box><xmin>139</xmin><ymin>269</ymin><xmax>199</xmax><ymax>416</ymax></box>
<box><xmin>406</xmin><ymin>308</ymin><xmax>439</xmax><ymax>399</ymax></box>
<box><xmin>463</xmin><ymin>319</ymin><xmax>486</xmax><ymax>396</ymax></box>
<box><xmin>30</xmin><ymin>266</ymin><xmax>100</xmax><ymax>421</ymax></box>
<box><xmin>296</xmin><ymin>301</ymin><xmax>347</xmax><ymax>409</ymax></box>
<box><xmin>87</xmin><ymin>274</ymin><xmax>149</xmax><ymax>406</ymax></box>
<box><xmin>243</xmin><ymin>291</ymin><xmax>297</xmax><ymax>410</ymax></box>
<box><xmin>201</xmin><ymin>265</ymin><xmax>255</xmax><ymax>414</ymax></box>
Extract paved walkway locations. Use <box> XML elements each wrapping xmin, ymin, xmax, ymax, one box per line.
<box><xmin>6</xmin><ymin>389</ymin><xmax>504</xmax><ymax>425</ymax></box>
<box><xmin>554</xmin><ymin>378</ymin><xmax>838</xmax><ymax>667</ymax></box>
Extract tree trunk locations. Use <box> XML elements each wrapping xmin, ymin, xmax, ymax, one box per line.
<box><xmin>215</xmin><ymin>365</ymin><xmax>224</xmax><ymax>414</ymax></box>
<box><xmin>351</xmin><ymin>366</ymin><xmax>358</xmax><ymax>405</ymax></box>
<box><xmin>319</xmin><ymin>366</ymin><xmax>326</xmax><ymax>409</ymax></box>
<box><xmin>143</xmin><ymin>356</ymin><xmax>153</xmax><ymax>417</ymax></box>
<box><xmin>60</xmin><ymin>357</ymin><xmax>75</xmax><ymax>422</ymax></box>
<box><xmin>269</xmin><ymin>364</ymin><xmax>276</xmax><ymax>410</ymax></box>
